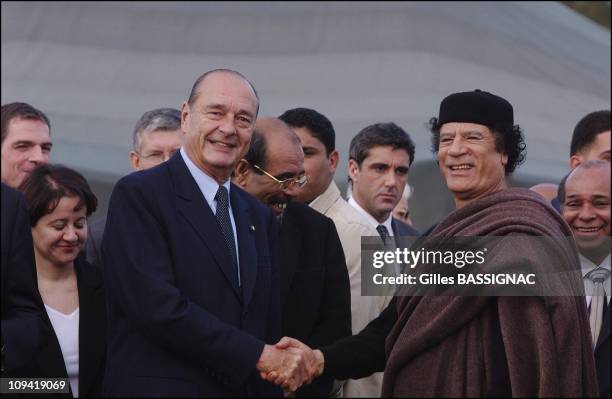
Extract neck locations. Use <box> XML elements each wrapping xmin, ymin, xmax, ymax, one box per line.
<box><xmin>185</xmin><ymin>145</ymin><xmax>231</xmax><ymax>185</ymax></box>
<box><xmin>35</xmin><ymin>253</ymin><xmax>76</xmax><ymax>282</ymax></box>
<box><xmin>581</xmin><ymin>248</ymin><xmax>610</xmax><ymax>267</ymax></box>
<box><xmin>454</xmin><ymin>179</ymin><xmax>508</xmax><ymax>209</ymax></box>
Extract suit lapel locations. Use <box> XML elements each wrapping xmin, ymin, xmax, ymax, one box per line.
<box><xmin>230</xmin><ymin>186</ymin><xmax>257</xmax><ymax>308</ymax></box>
<box><xmin>596</xmin><ymin>304</ymin><xmax>610</xmax><ymax>350</ymax></box>
<box><xmin>76</xmin><ymin>259</ymin><xmax>105</xmax><ymax>396</ymax></box>
<box><xmin>278</xmin><ymin>207</ymin><xmax>301</xmax><ymax>308</ymax></box>
<box><xmin>169</xmin><ymin>154</ymin><xmax>242</xmax><ymax>301</ymax></box>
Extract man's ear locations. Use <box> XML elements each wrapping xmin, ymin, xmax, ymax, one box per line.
<box><xmin>180</xmin><ymin>101</ymin><xmax>190</xmax><ymax>132</ymax></box>
<box><xmin>328</xmin><ymin>150</ymin><xmax>339</xmax><ymax>174</ymax></box>
<box><xmin>569</xmin><ymin>154</ymin><xmax>582</xmax><ymax>169</ymax></box>
<box><xmin>501</xmin><ymin>152</ymin><xmax>508</xmax><ymax>167</ymax></box>
<box><xmin>233</xmin><ymin>159</ymin><xmax>250</xmax><ymax>188</ymax></box>
<box><xmin>129</xmin><ymin>150</ymin><xmax>141</xmax><ymax>171</ymax></box>
<box><xmin>348</xmin><ymin>159</ymin><xmax>360</xmax><ymax>183</ymax></box>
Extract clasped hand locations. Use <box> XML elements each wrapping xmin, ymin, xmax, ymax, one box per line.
<box><xmin>256</xmin><ymin>337</ymin><xmax>324</xmax><ymax>392</ymax></box>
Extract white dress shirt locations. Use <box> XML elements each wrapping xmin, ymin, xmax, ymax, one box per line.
<box><xmin>180</xmin><ymin>147</ymin><xmax>241</xmax><ymax>285</ymax></box>
<box><xmin>348</xmin><ymin>197</ymin><xmax>394</xmax><ymax>236</ymax></box>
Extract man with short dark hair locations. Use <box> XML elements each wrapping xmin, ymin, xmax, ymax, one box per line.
<box><xmin>549</xmin><ymin>110</ymin><xmax>610</xmax><ymax>210</ymax></box>
<box><xmin>347</xmin><ymin>122</ymin><xmax>419</xmax><ymax>243</ymax></box>
<box><xmin>86</xmin><ymin>107</ymin><xmax>185</xmax><ymax>268</ymax></box>
<box><xmin>280</xmin><ymin>107</ymin><xmax>385</xmax><ymax>397</ymax></box>
<box><xmin>1</xmin><ymin>102</ymin><xmax>52</xmax><ymax>188</ymax></box>
<box><xmin>569</xmin><ymin>110</ymin><xmax>610</xmax><ymax>168</ymax></box>
<box><xmin>233</xmin><ymin>117</ymin><xmax>351</xmax><ymax>397</ymax></box>
<box><xmin>560</xmin><ymin>160</ymin><xmax>611</xmax><ymax>398</ymax></box>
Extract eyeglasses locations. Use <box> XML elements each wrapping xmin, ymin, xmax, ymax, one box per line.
<box><xmin>248</xmin><ymin>161</ymin><xmax>309</xmax><ymax>190</ymax></box>
<box><xmin>137</xmin><ymin>149</ymin><xmax>179</xmax><ymax>164</ymax></box>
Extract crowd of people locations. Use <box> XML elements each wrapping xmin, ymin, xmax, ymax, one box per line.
<box><xmin>1</xmin><ymin>68</ymin><xmax>610</xmax><ymax>398</ymax></box>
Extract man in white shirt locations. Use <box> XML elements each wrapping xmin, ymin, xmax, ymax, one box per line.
<box><xmin>560</xmin><ymin>159</ymin><xmax>610</xmax><ymax>397</ymax></box>
<box><xmin>279</xmin><ymin>108</ymin><xmax>412</xmax><ymax>397</ymax></box>
<box><xmin>346</xmin><ymin>122</ymin><xmax>420</xmax><ymax>242</ymax></box>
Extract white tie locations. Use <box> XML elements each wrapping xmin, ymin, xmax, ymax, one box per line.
<box><xmin>587</xmin><ymin>267</ymin><xmax>610</xmax><ymax>347</ymax></box>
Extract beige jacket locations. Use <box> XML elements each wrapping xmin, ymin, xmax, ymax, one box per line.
<box><xmin>310</xmin><ymin>182</ymin><xmax>387</xmax><ymax>398</ymax></box>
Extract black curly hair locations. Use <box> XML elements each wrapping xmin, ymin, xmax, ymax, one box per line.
<box><xmin>427</xmin><ymin>117</ymin><xmax>526</xmax><ymax>175</ymax></box>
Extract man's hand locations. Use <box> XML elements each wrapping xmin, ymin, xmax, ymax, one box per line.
<box><xmin>256</xmin><ymin>343</ymin><xmax>311</xmax><ymax>392</ymax></box>
<box><xmin>257</xmin><ymin>337</ymin><xmax>324</xmax><ymax>392</ymax></box>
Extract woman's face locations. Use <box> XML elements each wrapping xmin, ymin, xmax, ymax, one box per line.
<box><xmin>32</xmin><ymin>195</ymin><xmax>87</xmax><ymax>267</ymax></box>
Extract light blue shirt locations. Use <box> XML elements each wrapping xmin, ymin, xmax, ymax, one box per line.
<box><xmin>180</xmin><ymin>147</ymin><xmax>241</xmax><ymax>285</ymax></box>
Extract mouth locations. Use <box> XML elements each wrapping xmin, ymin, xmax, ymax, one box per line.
<box><xmin>573</xmin><ymin>225</ymin><xmax>606</xmax><ymax>234</ymax></box>
<box><xmin>208</xmin><ymin>139</ymin><xmax>237</xmax><ymax>149</ymax></box>
<box><xmin>448</xmin><ymin>164</ymin><xmax>474</xmax><ymax>171</ymax></box>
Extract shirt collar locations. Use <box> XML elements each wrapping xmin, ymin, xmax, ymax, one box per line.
<box><xmin>348</xmin><ymin>196</ymin><xmax>394</xmax><ymax>236</ymax></box>
<box><xmin>580</xmin><ymin>253</ymin><xmax>611</xmax><ymax>279</ymax></box>
<box><xmin>180</xmin><ymin>147</ymin><xmax>231</xmax><ymax>210</ymax></box>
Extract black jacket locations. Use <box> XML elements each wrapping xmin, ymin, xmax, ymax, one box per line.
<box><xmin>17</xmin><ymin>256</ymin><xmax>106</xmax><ymax>397</ymax></box>
<box><xmin>279</xmin><ymin>201</ymin><xmax>352</xmax><ymax>397</ymax></box>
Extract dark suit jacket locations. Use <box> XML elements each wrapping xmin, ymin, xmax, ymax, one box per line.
<box><xmin>101</xmin><ymin>152</ymin><xmax>281</xmax><ymax>397</ymax></box>
<box><xmin>279</xmin><ymin>201</ymin><xmax>351</xmax><ymax>397</ymax></box>
<box><xmin>85</xmin><ymin>216</ymin><xmax>106</xmax><ymax>269</ymax></box>
<box><xmin>391</xmin><ymin>217</ymin><xmax>420</xmax><ymax>238</ymax></box>
<box><xmin>1</xmin><ymin>183</ymin><xmax>49</xmax><ymax>375</ymax></box>
<box><xmin>595</xmin><ymin>305</ymin><xmax>610</xmax><ymax>397</ymax></box>
<box><xmin>15</xmin><ymin>257</ymin><xmax>106</xmax><ymax>397</ymax></box>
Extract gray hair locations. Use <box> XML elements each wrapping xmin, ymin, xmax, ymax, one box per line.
<box><xmin>132</xmin><ymin>108</ymin><xmax>181</xmax><ymax>152</ymax></box>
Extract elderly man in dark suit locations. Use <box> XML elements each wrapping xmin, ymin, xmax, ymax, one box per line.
<box><xmin>102</xmin><ymin>69</ymin><xmax>309</xmax><ymax>397</ymax></box>
<box><xmin>1</xmin><ymin>183</ymin><xmax>49</xmax><ymax>375</ymax></box>
<box><xmin>233</xmin><ymin>117</ymin><xmax>352</xmax><ymax>397</ymax></box>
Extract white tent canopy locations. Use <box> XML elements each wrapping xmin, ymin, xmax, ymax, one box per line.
<box><xmin>2</xmin><ymin>1</ymin><xmax>610</xmax><ymax>228</ymax></box>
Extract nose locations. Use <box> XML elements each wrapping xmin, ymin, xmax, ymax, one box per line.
<box><xmin>218</xmin><ymin>115</ymin><xmax>237</xmax><ymax>135</ymax></box>
<box><xmin>447</xmin><ymin>135</ymin><xmax>467</xmax><ymax>157</ymax></box>
<box><xmin>383</xmin><ymin>169</ymin><xmax>399</xmax><ymax>187</ymax></box>
<box><xmin>62</xmin><ymin>226</ymin><xmax>79</xmax><ymax>242</ymax></box>
<box><xmin>282</xmin><ymin>182</ymin><xmax>300</xmax><ymax>198</ymax></box>
<box><xmin>577</xmin><ymin>203</ymin><xmax>596</xmax><ymax>221</ymax></box>
<box><xmin>29</xmin><ymin>145</ymin><xmax>46</xmax><ymax>164</ymax></box>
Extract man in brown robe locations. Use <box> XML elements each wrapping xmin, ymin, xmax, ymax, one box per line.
<box><xmin>262</xmin><ymin>90</ymin><xmax>599</xmax><ymax>398</ymax></box>
<box><xmin>382</xmin><ymin>90</ymin><xmax>597</xmax><ymax>397</ymax></box>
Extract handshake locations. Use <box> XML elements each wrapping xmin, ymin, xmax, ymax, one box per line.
<box><xmin>256</xmin><ymin>337</ymin><xmax>325</xmax><ymax>392</ymax></box>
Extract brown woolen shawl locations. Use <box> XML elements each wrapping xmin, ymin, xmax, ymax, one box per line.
<box><xmin>382</xmin><ymin>188</ymin><xmax>598</xmax><ymax>397</ymax></box>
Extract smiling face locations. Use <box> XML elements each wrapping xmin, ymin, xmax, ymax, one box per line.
<box><xmin>32</xmin><ymin>196</ymin><xmax>88</xmax><ymax>268</ymax></box>
<box><xmin>349</xmin><ymin>145</ymin><xmax>410</xmax><ymax>223</ymax></box>
<box><xmin>237</xmin><ymin>130</ymin><xmax>305</xmax><ymax>216</ymax></box>
<box><xmin>1</xmin><ymin>118</ymin><xmax>52</xmax><ymax>188</ymax></box>
<box><xmin>561</xmin><ymin>165</ymin><xmax>611</xmax><ymax>261</ymax></box>
<box><xmin>181</xmin><ymin>72</ymin><xmax>258</xmax><ymax>184</ymax></box>
<box><xmin>437</xmin><ymin>122</ymin><xmax>508</xmax><ymax>208</ymax></box>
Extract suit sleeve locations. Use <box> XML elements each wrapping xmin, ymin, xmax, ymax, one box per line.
<box><xmin>298</xmin><ymin>219</ymin><xmax>352</xmax><ymax>396</ymax></box>
<box><xmin>320</xmin><ymin>296</ymin><xmax>397</xmax><ymax>380</ymax></box>
<box><xmin>1</xmin><ymin>188</ymin><xmax>49</xmax><ymax>374</ymax></box>
<box><xmin>102</xmin><ymin>177</ymin><xmax>266</xmax><ymax>387</ymax></box>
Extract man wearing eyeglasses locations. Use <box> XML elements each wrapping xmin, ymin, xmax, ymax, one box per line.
<box><xmin>233</xmin><ymin>117</ymin><xmax>352</xmax><ymax>397</ymax></box>
<box><xmin>86</xmin><ymin>108</ymin><xmax>185</xmax><ymax>269</ymax></box>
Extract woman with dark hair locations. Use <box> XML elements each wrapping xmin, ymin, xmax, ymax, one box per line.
<box><xmin>18</xmin><ymin>164</ymin><xmax>105</xmax><ymax>398</ymax></box>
